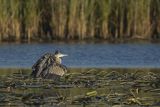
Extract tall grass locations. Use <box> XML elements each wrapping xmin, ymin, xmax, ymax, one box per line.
<box><xmin>0</xmin><ymin>0</ymin><xmax>159</xmax><ymax>42</ymax></box>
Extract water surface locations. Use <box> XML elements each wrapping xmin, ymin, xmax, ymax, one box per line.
<box><xmin>0</xmin><ymin>43</ymin><xmax>160</xmax><ymax>68</ymax></box>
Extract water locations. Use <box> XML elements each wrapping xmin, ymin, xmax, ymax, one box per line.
<box><xmin>0</xmin><ymin>68</ymin><xmax>160</xmax><ymax>107</ymax></box>
<box><xmin>0</xmin><ymin>43</ymin><xmax>160</xmax><ymax>107</ymax></box>
<box><xmin>0</xmin><ymin>43</ymin><xmax>160</xmax><ymax>68</ymax></box>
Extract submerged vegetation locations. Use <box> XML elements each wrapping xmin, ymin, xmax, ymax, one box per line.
<box><xmin>0</xmin><ymin>68</ymin><xmax>160</xmax><ymax>106</ymax></box>
<box><xmin>0</xmin><ymin>0</ymin><xmax>160</xmax><ymax>42</ymax></box>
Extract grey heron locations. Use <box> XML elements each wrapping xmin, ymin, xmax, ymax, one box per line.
<box><xmin>31</xmin><ymin>50</ymin><xmax>68</xmax><ymax>79</ymax></box>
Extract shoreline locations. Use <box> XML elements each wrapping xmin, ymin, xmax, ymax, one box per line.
<box><xmin>1</xmin><ymin>67</ymin><xmax>160</xmax><ymax>71</ymax></box>
<box><xmin>0</xmin><ymin>67</ymin><xmax>159</xmax><ymax>76</ymax></box>
<box><xmin>1</xmin><ymin>38</ymin><xmax>160</xmax><ymax>44</ymax></box>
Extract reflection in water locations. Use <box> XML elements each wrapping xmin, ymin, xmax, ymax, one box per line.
<box><xmin>0</xmin><ymin>68</ymin><xmax>160</xmax><ymax>107</ymax></box>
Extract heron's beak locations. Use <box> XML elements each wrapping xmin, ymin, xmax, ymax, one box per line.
<box><xmin>58</xmin><ymin>53</ymin><xmax>68</xmax><ymax>58</ymax></box>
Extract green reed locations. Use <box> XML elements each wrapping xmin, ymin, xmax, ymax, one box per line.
<box><xmin>0</xmin><ymin>0</ymin><xmax>159</xmax><ymax>42</ymax></box>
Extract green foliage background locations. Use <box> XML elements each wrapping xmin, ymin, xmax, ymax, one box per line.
<box><xmin>0</xmin><ymin>0</ymin><xmax>160</xmax><ymax>42</ymax></box>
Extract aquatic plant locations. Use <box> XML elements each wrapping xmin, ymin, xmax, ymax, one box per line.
<box><xmin>0</xmin><ymin>0</ymin><xmax>160</xmax><ymax>42</ymax></box>
<box><xmin>0</xmin><ymin>68</ymin><xmax>160</xmax><ymax>106</ymax></box>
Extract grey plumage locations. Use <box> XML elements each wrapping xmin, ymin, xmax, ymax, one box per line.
<box><xmin>31</xmin><ymin>51</ymin><xmax>67</xmax><ymax>79</ymax></box>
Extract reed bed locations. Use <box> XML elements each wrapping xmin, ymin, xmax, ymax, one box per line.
<box><xmin>0</xmin><ymin>0</ymin><xmax>160</xmax><ymax>42</ymax></box>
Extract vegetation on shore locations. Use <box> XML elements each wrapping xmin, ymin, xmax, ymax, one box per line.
<box><xmin>0</xmin><ymin>68</ymin><xmax>160</xmax><ymax>106</ymax></box>
<box><xmin>0</xmin><ymin>0</ymin><xmax>160</xmax><ymax>43</ymax></box>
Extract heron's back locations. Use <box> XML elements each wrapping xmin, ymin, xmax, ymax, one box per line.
<box><xmin>31</xmin><ymin>53</ymin><xmax>54</xmax><ymax>78</ymax></box>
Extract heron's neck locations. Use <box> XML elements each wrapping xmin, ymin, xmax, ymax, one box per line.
<box><xmin>55</xmin><ymin>57</ymin><xmax>62</xmax><ymax>64</ymax></box>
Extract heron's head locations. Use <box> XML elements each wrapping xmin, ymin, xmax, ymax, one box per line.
<box><xmin>54</xmin><ymin>50</ymin><xmax>68</xmax><ymax>58</ymax></box>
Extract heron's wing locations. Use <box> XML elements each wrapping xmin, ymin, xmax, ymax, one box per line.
<box><xmin>31</xmin><ymin>53</ymin><xmax>54</xmax><ymax>77</ymax></box>
<box><xmin>44</xmin><ymin>63</ymin><xmax>67</xmax><ymax>77</ymax></box>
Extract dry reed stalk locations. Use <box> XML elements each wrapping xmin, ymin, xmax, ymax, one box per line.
<box><xmin>0</xmin><ymin>0</ymin><xmax>159</xmax><ymax>42</ymax></box>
